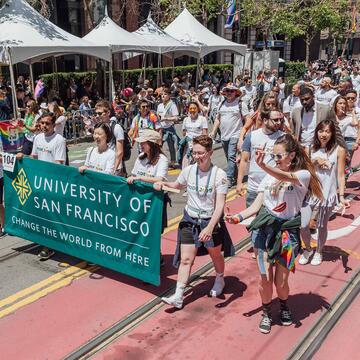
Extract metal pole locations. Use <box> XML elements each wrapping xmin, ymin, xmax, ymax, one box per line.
<box><xmin>171</xmin><ymin>53</ymin><xmax>175</xmax><ymax>79</ymax></box>
<box><xmin>53</xmin><ymin>57</ymin><xmax>59</xmax><ymax>94</ymax></box>
<box><xmin>6</xmin><ymin>48</ymin><xmax>19</xmax><ymax>118</ymax></box>
<box><xmin>195</xmin><ymin>56</ymin><xmax>201</xmax><ymax>88</ymax></box>
<box><xmin>29</xmin><ymin>62</ymin><xmax>35</xmax><ymax>96</ymax></box>
<box><xmin>121</xmin><ymin>52</ymin><xmax>125</xmax><ymax>89</ymax></box>
<box><xmin>109</xmin><ymin>52</ymin><xmax>115</xmax><ymax>101</ymax></box>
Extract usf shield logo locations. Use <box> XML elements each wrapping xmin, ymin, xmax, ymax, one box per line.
<box><xmin>12</xmin><ymin>168</ymin><xmax>32</xmax><ymax>205</ymax></box>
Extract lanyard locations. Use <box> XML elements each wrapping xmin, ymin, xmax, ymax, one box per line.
<box><xmin>195</xmin><ymin>164</ymin><xmax>213</xmax><ymax>197</ymax></box>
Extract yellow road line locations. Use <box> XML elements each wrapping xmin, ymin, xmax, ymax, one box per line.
<box><xmin>0</xmin><ymin>266</ymin><xmax>98</xmax><ymax>320</ymax></box>
<box><xmin>0</xmin><ymin>261</ymin><xmax>88</xmax><ymax>309</ymax></box>
<box><xmin>168</xmin><ymin>169</ymin><xmax>181</xmax><ymax>176</ymax></box>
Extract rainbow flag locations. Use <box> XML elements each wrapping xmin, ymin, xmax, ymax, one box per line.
<box><xmin>225</xmin><ymin>0</ymin><xmax>237</xmax><ymax>29</ymax></box>
<box><xmin>276</xmin><ymin>230</ymin><xmax>296</xmax><ymax>272</ymax></box>
<box><xmin>0</xmin><ymin>121</ymin><xmax>25</xmax><ymax>153</ymax></box>
<box><xmin>34</xmin><ymin>79</ymin><xmax>45</xmax><ymax>99</ymax></box>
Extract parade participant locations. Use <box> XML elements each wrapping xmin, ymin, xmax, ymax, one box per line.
<box><xmin>240</xmin><ymin>76</ymin><xmax>257</xmax><ymax>112</ymax></box>
<box><xmin>283</xmin><ymin>84</ymin><xmax>301</xmax><ymax>122</ymax></box>
<box><xmin>22</xmin><ymin>99</ymin><xmax>40</xmax><ymax>155</ymax></box>
<box><xmin>226</xmin><ymin>134</ymin><xmax>322</xmax><ymax>334</ymax></box>
<box><xmin>20</xmin><ymin>112</ymin><xmax>66</xmax><ymax>260</ymax></box>
<box><xmin>238</xmin><ymin>92</ymin><xmax>279</xmax><ymax>149</ymax></box>
<box><xmin>157</xmin><ymin>90</ymin><xmax>180</xmax><ymax>168</ymax></box>
<box><xmin>236</xmin><ymin>110</ymin><xmax>285</xmax><ymax>204</ymax></box>
<box><xmin>300</xmin><ymin>120</ymin><xmax>349</xmax><ymax>266</ymax></box>
<box><xmin>79</xmin><ymin>122</ymin><xmax>115</xmax><ymax>175</ymax></box>
<box><xmin>291</xmin><ymin>87</ymin><xmax>332</xmax><ymax>147</ymax></box>
<box><xmin>210</xmin><ymin>84</ymin><xmax>243</xmax><ymax>187</ymax></box>
<box><xmin>315</xmin><ymin>77</ymin><xmax>337</xmax><ymax>106</ymax></box>
<box><xmin>332</xmin><ymin>96</ymin><xmax>360</xmax><ymax>159</ymax></box>
<box><xmin>155</xmin><ymin>135</ymin><xmax>234</xmax><ymax>308</ymax></box>
<box><xmin>207</xmin><ymin>85</ymin><xmax>223</xmax><ymax>125</ymax></box>
<box><xmin>127</xmin><ymin>129</ymin><xmax>169</xmax><ymax>238</ymax></box>
<box><xmin>94</xmin><ymin>100</ymin><xmax>126</xmax><ymax>176</ymax></box>
<box><xmin>178</xmin><ymin>102</ymin><xmax>208</xmax><ymax>168</ymax></box>
<box><xmin>48</xmin><ymin>102</ymin><xmax>66</xmax><ymax>137</ymax></box>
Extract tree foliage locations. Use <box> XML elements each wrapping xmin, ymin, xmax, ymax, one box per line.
<box><xmin>0</xmin><ymin>0</ymin><xmax>53</xmax><ymax>18</ymax></box>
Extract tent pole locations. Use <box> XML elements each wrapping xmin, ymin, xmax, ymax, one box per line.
<box><xmin>7</xmin><ymin>48</ymin><xmax>19</xmax><ymax>118</ymax></box>
<box><xmin>121</xmin><ymin>53</ymin><xmax>125</xmax><ymax>89</ymax></box>
<box><xmin>195</xmin><ymin>56</ymin><xmax>201</xmax><ymax>88</ymax></box>
<box><xmin>53</xmin><ymin>57</ymin><xmax>59</xmax><ymax>95</ymax></box>
<box><xmin>157</xmin><ymin>54</ymin><xmax>161</xmax><ymax>88</ymax></box>
<box><xmin>109</xmin><ymin>53</ymin><xmax>115</xmax><ymax>101</ymax></box>
<box><xmin>144</xmin><ymin>54</ymin><xmax>147</xmax><ymax>82</ymax></box>
<box><xmin>29</xmin><ymin>62</ymin><xmax>35</xmax><ymax>96</ymax></box>
<box><xmin>171</xmin><ymin>53</ymin><xmax>175</xmax><ymax>79</ymax></box>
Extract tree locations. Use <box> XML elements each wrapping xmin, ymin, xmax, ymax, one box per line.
<box><xmin>0</xmin><ymin>0</ymin><xmax>53</xmax><ymax>18</ymax></box>
<box><xmin>240</xmin><ymin>0</ymin><xmax>351</xmax><ymax>64</ymax></box>
<box><xmin>154</xmin><ymin>0</ymin><xmax>229</xmax><ymax>27</ymax></box>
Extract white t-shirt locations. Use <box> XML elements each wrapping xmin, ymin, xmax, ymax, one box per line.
<box><xmin>84</xmin><ymin>147</ymin><xmax>115</xmax><ymax>174</ymax></box>
<box><xmin>301</xmin><ymin>108</ymin><xmax>317</xmax><ymax>147</ymax></box>
<box><xmin>132</xmin><ymin>153</ymin><xmax>168</xmax><ymax>180</ymax></box>
<box><xmin>182</xmin><ymin>115</ymin><xmax>208</xmax><ymax>139</ymax></box>
<box><xmin>242</xmin><ymin>129</ymin><xmax>284</xmax><ymax>193</ymax></box>
<box><xmin>240</xmin><ymin>85</ymin><xmax>257</xmax><ymax>107</ymax></box>
<box><xmin>55</xmin><ymin>115</ymin><xmax>66</xmax><ymax>136</ymax></box>
<box><xmin>177</xmin><ymin>164</ymin><xmax>228</xmax><ymax>218</ymax></box>
<box><xmin>338</xmin><ymin>115</ymin><xmax>358</xmax><ymax>139</ymax></box>
<box><xmin>31</xmin><ymin>132</ymin><xmax>66</xmax><ymax>163</ymax></box>
<box><xmin>157</xmin><ymin>101</ymin><xmax>179</xmax><ymax>128</ymax></box>
<box><xmin>283</xmin><ymin>95</ymin><xmax>301</xmax><ymax>114</ymax></box>
<box><xmin>315</xmin><ymin>88</ymin><xmax>338</xmax><ymax>106</ymax></box>
<box><xmin>217</xmin><ymin>98</ymin><xmax>242</xmax><ymax>141</ymax></box>
<box><xmin>264</xmin><ymin>76</ymin><xmax>275</xmax><ymax>92</ymax></box>
<box><xmin>351</xmin><ymin>74</ymin><xmax>360</xmax><ymax>89</ymax></box>
<box><xmin>108</xmin><ymin>120</ymin><xmax>125</xmax><ymax>151</ymax></box>
<box><xmin>259</xmin><ymin>170</ymin><xmax>310</xmax><ymax>219</ymax></box>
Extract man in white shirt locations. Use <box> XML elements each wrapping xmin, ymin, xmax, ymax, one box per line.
<box><xmin>283</xmin><ymin>84</ymin><xmax>302</xmax><ymax>122</ymax></box>
<box><xmin>240</xmin><ymin>77</ymin><xmax>257</xmax><ymax>111</ymax></box>
<box><xmin>351</xmin><ymin>68</ymin><xmax>360</xmax><ymax>90</ymax></box>
<box><xmin>157</xmin><ymin>90</ymin><xmax>180</xmax><ymax>167</ymax></box>
<box><xmin>30</xmin><ymin>112</ymin><xmax>66</xmax><ymax>260</ymax></box>
<box><xmin>315</xmin><ymin>77</ymin><xmax>337</xmax><ymax>106</ymax></box>
<box><xmin>210</xmin><ymin>84</ymin><xmax>243</xmax><ymax>187</ymax></box>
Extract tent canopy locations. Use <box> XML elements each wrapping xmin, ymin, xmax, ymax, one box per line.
<box><xmin>0</xmin><ymin>0</ymin><xmax>110</xmax><ymax>65</ymax></box>
<box><xmin>165</xmin><ymin>8</ymin><xmax>246</xmax><ymax>58</ymax></box>
<box><xmin>83</xmin><ymin>10</ymin><xmax>161</xmax><ymax>54</ymax></box>
<box><xmin>133</xmin><ymin>14</ymin><xmax>199</xmax><ymax>56</ymax></box>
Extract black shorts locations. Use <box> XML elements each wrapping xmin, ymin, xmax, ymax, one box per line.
<box><xmin>180</xmin><ymin>221</ymin><xmax>223</xmax><ymax>247</ymax></box>
<box><xmin>0</xmin><ymin>177</ymin><xmax>3</xmax><ymax>205</ymax></box>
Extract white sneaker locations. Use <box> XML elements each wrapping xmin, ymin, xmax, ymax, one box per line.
<box><xmin>161</xmin><ymin>294</ymin><xmax>183</xmax><ymax>309</ymax></box>
<box><xmin>209</xmin><ymin>276</ymin><xmax>225</xmax><ymax>297</ymax></box>
<box><xmin>298</xmin><ymin>249</ymin><xmax>314</xmax><ymax>265</ymax></box>
<box><xmin>310</xmin><ymin>252</ymin><xmax>322</xmax><ymax>266</ymax></box>
<box><xmin>182</xmin><ymin>191</ymin><xmax>188</xmax><ymax>197</ymax></box>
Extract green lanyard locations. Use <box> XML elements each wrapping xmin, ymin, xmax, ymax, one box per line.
<box><xmin>195</xmin><ymin>164</ymin><xmax>213</xmax><ymax>197</ymax></box>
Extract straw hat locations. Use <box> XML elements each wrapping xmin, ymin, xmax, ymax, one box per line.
<box><xmin>221</xmin><ymin>83</ymin><xmax>241</xmax><ymax>96</ymax></box>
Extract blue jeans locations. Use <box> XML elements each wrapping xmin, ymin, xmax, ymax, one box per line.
<box><xmin>163</xmin><ymin>125</ymin><xmax>180</xmax><ymax>162</ymax></box>
<box><xmin>222</xmin><ymin>137</ymin><xmax>238</xmax><ymax>184</ymax></box>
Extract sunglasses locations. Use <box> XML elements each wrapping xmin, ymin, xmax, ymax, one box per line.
<box><xmin>270</xmin><ymin>117</ymin><xmax>284</xmax><ymax>123</ymax></box>
<box><xmin>140</xmin><ymin>105</ymin><xmax>149</xmax><ymax>109</ymax></box>
<box><xmin>346</xmin><ymin>97</ymin><xmax>356</xmax><ymax>100</ymax></box>
<box><xmin>270</xmin><ymin>152</ymin><xmax>288</xmax><ymax>160</ymax></box>
<box><xmin>95</xmin><ymin>111</ymin><xmax>105</xmax><ymax>116</ymax></box>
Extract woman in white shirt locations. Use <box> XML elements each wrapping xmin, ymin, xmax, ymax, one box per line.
<box><xmin>179</xmin><ymin>102</ymin><xmax>208</xmax><ymax>168</ymax></box>
<box><xmin>127</xmin><ymin>129</ymin><xmax>169</xmax><ymax>236</ymax></box>
<box><xmin>79</xmin><ymin>123</ymin><xmax>115</xmax><ymax>175</ymax></box>
<box><xmin>300</xmin><ymin>120</ymin><xmax>349</xmax><ymax>266</ymax></box>
<box><xmin>155</xmin><ymin>135</ymin><xmax>234</xmax><ymax>309</ymax></box>
<box><xmin>332</xmin><ymin>95</ymin><xmax>359</xmax><ymax>160</ymax></box>
<box><xmin>225</xmin><ymin>134</ymin><xmax>322</xmax><ymax>334</ymax></box>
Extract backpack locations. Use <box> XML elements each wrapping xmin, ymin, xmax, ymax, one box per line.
<box><xmin>110</xmin><ymin>119</ymin><xmax>132</xmax><ymax>161</ymax></box>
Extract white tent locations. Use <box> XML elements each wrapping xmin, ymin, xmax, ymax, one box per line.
<box><xmin>133</xmin><ymin>14</ymin><xmax>199</xmax><ymax>56</ymax></box>
<box><xmin>165</xmin><ymin>8</ymin><xmax>246</xmax><ymax>58</ymax></box>
<box><xmin>83</xmin><ymin>10</ymin><xmax>161</xmax><ymax>54</ymax></box>
<box><xmin>0</xmin><ymin>0</ymin><xmax>111</xmax><ymax>115</ymax></box>
<box><xmin>0</xmin><ymin>0</ymin><xmax>110</xmax><ymax>64</ymax></box>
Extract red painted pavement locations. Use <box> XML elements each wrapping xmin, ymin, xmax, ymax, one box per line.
<box><xmin>1</xmin><ymin>151</ymin><xmax>360</xmax><ymax>359</ymax></box>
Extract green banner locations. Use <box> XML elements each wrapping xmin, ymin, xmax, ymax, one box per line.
<box><xmin>4</xmin><ymin>158</ymin><xmax>163</xmax><ymax>285</ymax></box>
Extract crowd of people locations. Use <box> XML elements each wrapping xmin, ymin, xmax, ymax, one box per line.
<box><xmin>0</xmin><ymin>57</ymin><xmax>360</xmax><ymax>335</ymax></box>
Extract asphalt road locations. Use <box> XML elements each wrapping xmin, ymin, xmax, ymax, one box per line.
<box><xmin>0</xmin><ymin>128</ymin><xmax>230</xmax><ymax>299</ymax></box>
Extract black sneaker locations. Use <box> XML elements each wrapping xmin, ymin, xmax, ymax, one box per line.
<box><xmin>0</xmin><ymin>230</ymin><xmax>7</xmax><ymax>238</ymax></box>
<box><xmin>259</xmin><ymin>314</ymin><xmax>272</xmax><ymax>334</ymax></box>
<box><xmin>38</xmin><ymin>247</ymin><xmax>55</xmax><ymax>260</ymax></box>
<box><xmin>280</xmin><ymin>308</ymin><xmax>292</xmax><ymax>326</ymax></box>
